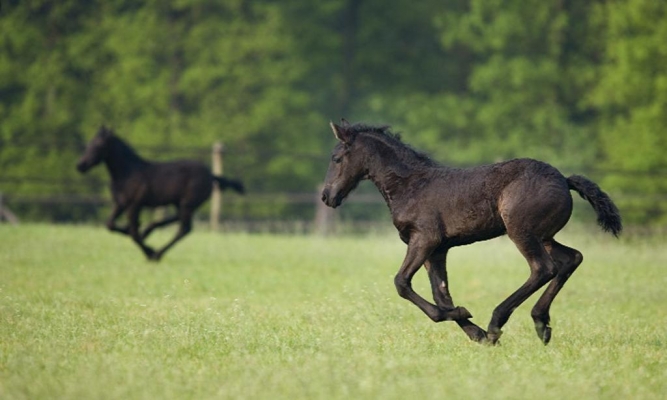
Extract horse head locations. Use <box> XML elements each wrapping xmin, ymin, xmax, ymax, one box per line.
<box><xmin>321</xmin><ymin>119</ymin><xmax>369</xmax><ymax>208</ymax></box>
<box><xmin>76</xmin><ymin>126</ymin><xmax>114</xmax><ymax>173</ymax></box>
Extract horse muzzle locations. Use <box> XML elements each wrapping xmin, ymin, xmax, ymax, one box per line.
<box><xmin>321</xmin><ymin>187</ymin><xmax>342</xmax><ymax>208</ymax></box>
<box><xmin>76</xmin><ymin>160</ymin><xmax>90</xmax><ymax>173</ymax></box>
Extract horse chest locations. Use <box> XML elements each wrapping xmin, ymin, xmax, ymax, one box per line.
<box><xmin>392</xmin><ymin>196</ymin><xmax>502</xmax><ymax>245</ymax></box>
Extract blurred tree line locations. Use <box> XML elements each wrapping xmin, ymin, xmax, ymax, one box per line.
<box><xmin>0</xmin><ymin>0</ymin><xmax>665</xmax><ymax>225</ymax></box>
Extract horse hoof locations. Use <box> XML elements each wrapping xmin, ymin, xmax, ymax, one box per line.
<box><xmin>485</xmin><ymin>328</ymin><xmax>502</xmax><ymax>345</ymax></box>
<box><xmin>534</xmin><ymin>321</ymin><xmax>552</xmax><ymax>345</ymax></box>
<box><xmin>539</xmin><ymin>326</ymin><xmax>552</xmax><ymax>345</ymax></box>
<box><xmin>467</xmin><ymin>328</ymin><xmax>488</xmax><ymax>343</ymax></box>
<box><xmin>144</xmin><ymin>248</ymin><xmax>161</xmax><ymax>262</ymax></box>
<box><xmin>481</xmin><ymin>336</ymin><xmax>501</xmax><ymax>346</ymax></box>
<box><xmin>542</xmin><ymin>327</ymin><xmax>552</xmax><ymax>345</ymax></box>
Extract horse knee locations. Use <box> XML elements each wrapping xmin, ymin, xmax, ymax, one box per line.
<box><xmin>394</xmin><ymin>275</ymin><xmax>411</xmax><ymax>299</ymax></box>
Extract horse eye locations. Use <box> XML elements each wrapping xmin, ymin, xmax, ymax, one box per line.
<box><xmin>332</xmin><ymin>156</ymin><xmax>343</xmax><ymax>164</ymax></box>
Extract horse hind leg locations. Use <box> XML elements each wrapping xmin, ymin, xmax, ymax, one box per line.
<box><xmin>151</xmin><ymin>207</ymin><xmax>194</xmax><ymax>261</ymax></box>
<box><xmin>487</xmin><ymin>235</ymin><xmax>557</xmax><ymax>345</ymax></box>
<box><xmin>531</xmin><ymin>241</ymin><xmax>583</xmax><ymax>344</ymax></box>
<box><xmin>425</xmin><ymin>252</ymin><xmax>487</xmax><ymax>343</ymax></box>
<box><xmin>141</xmin><ymin>213</ymin><xmax>180</xmax><ymax>240</ymax></box>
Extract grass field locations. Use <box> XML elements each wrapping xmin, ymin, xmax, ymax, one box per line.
<box><xmin>1</xmin><ymin>224</ymin><xmax>665</xmax><ymax>399</ymax></box>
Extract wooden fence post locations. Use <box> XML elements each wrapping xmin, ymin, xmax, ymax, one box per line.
<box><xmin>0</xmin><ymin>192</ymin><xmax>19</xmax><ymax>225</ymax></box>
<box><xmin>210</xmin><ymin>142</ymin><xmax>224</xmax><ymax>231</ymax></box>
<box><xmin>314</xmin><ymin>184</ymin><xmax>335</xmax><ymax>235</ymax></box>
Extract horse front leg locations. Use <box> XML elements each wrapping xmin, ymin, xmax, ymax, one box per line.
<box><xmin>126</xmin><ymin>206</ymin><xmax>156</xmax><ymax>260</ymax></box>
<box><xmin>425</xmin><ymin>251</ymin><xmax>487</xmax><ymax>343</ymax></box>
<box><xmin>106</xmin><ymin>203</ymin><xmax>129</xmax><ymax>235</ymax></box>
<box><xmin>394</xmin><ymin>240</ymin><xmax>472</xmax><ymax>322</ymax></box>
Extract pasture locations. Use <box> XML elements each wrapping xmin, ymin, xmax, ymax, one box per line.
<box><xmin>1</xmin><ymin>224</ymin><xmax>665</xmax><ymax>399</ymax></box>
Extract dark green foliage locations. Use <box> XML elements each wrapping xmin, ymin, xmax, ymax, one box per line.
<box><xmin>0</xmin><ymin>0</ymin><xmax>665</xmax><ymax>224</ymax></box>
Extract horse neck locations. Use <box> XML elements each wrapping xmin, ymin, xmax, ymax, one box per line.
<box><xmin>104</xmin><ymin>138</ymin><xmax>149</xmax><ymax>180</ymax></box>
<box><xmin>362</xmin><ymin>135</ymin><xmax>432</xmax><ymax>209</ymax></box>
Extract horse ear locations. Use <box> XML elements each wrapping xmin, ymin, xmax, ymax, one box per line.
<box><xmin>330</xmin><ymin>121</ymin><xmax>355</xmax><ymax>144</ymax></box>
<box><xmin>98</xmin><ymin>125</ymin><xmax>113</xmax><ymax>138</ymax></box>
<box><xmin>340</xmin><ymin>118</ymin><xmax>351</xmax><ymax>128</ymax></box>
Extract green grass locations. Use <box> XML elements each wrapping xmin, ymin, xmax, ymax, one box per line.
<box><xmin>1</xmin><ymin>224</ymin><xmax>665</xmax><ymax>399</ymax></box>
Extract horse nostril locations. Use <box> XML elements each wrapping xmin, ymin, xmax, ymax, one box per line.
<box><xmin>321</xmin><ymin>190</ymin><xmax>329</xmax><ymax>203</ymax></box>
<box><xmin>76</xmin><ymin>160</ymin><xmax>88</xmax><ymax>173</ymax></box>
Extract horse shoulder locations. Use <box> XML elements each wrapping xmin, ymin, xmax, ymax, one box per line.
<box><xmin>391</xmin><ymin>184</ymin><xmax>449</xmax><ymax>246</ymax></box>
<box><xmin>418</xmin><ymin>167</ymin><xmax>505</xmax><ymax>244</ymax></box>
<box><xmin>111</xmin><ymin>174</ymin><xmax>150</xmax><ymax>206</ymax></box>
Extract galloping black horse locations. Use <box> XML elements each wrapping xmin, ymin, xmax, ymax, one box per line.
<box><xmin>321</xmin><ymin>119</ymin><xmax>622</xmax><ymax>345</ymax></box>
<box><xmin>77</xmin><ymin>126</ymin><xmax>244</xmax><ymax>261</ymax></box>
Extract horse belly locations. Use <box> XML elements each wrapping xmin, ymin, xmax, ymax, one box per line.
<box><xmin>441</xmin><ymin>200</ymin><xmax>506</xmax><ymax>245</ymax></box>
<box><xmin>145</xmin><ymin>163</ymin><xmax>211</xmax><ymax>207</ymax></box>
<box><xmin>144</xmin><ymin>179</ymin><xmax>187</xmax><ymax>207</ymax></box>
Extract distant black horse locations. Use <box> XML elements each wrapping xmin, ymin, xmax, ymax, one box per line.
<box><xmin>321</xmin><ymin>119</ymin><xmax>621</xmax><ymax>345</ymax></box>
<box><xmin>77</xmin><ymin>126</ymin><xmax>244</xmax><ymax>261</ymax></box>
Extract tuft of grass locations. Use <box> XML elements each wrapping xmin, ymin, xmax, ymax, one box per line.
<box><xmin>0</xmin><ymin>224</ymin><xmax>665</xmax><ymax>399</ymax></box>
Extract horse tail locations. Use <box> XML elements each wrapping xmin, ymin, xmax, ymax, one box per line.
<box><xmin>213</xmin><ymin>176</ymin><xmax>245</xmax><ymax>194</ymax></box>
<box><xmin>567</xmin><ymin>175</ymin><xmax>622</xmax><ymax>237</ymax></box>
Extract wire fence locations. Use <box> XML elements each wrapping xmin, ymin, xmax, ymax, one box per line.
<box><xmin>2</xmin><ymin>140</ymin><xmax>666</xmax><ymax>231</ymax></box>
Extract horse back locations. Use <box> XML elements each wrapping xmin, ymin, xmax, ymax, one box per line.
<box><xmin>140</xmin><ymin>160</ymin><xmax>213</xmax><ymax>207</ymax></box>
<box><xmin>397</xmin><ymin>159</ymin><xmax>570</xmax><ymax>246</ymax></box>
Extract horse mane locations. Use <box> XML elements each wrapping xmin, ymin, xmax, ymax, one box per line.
<box><xmin>349</xmin><ymin>123</ymin><xmax>439</xmax><ymax>168</ymax></box>
<box><xmin>106</xmin><ymin>130</ymin><xmax>147</xmax><ymax>164</ymax></box>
